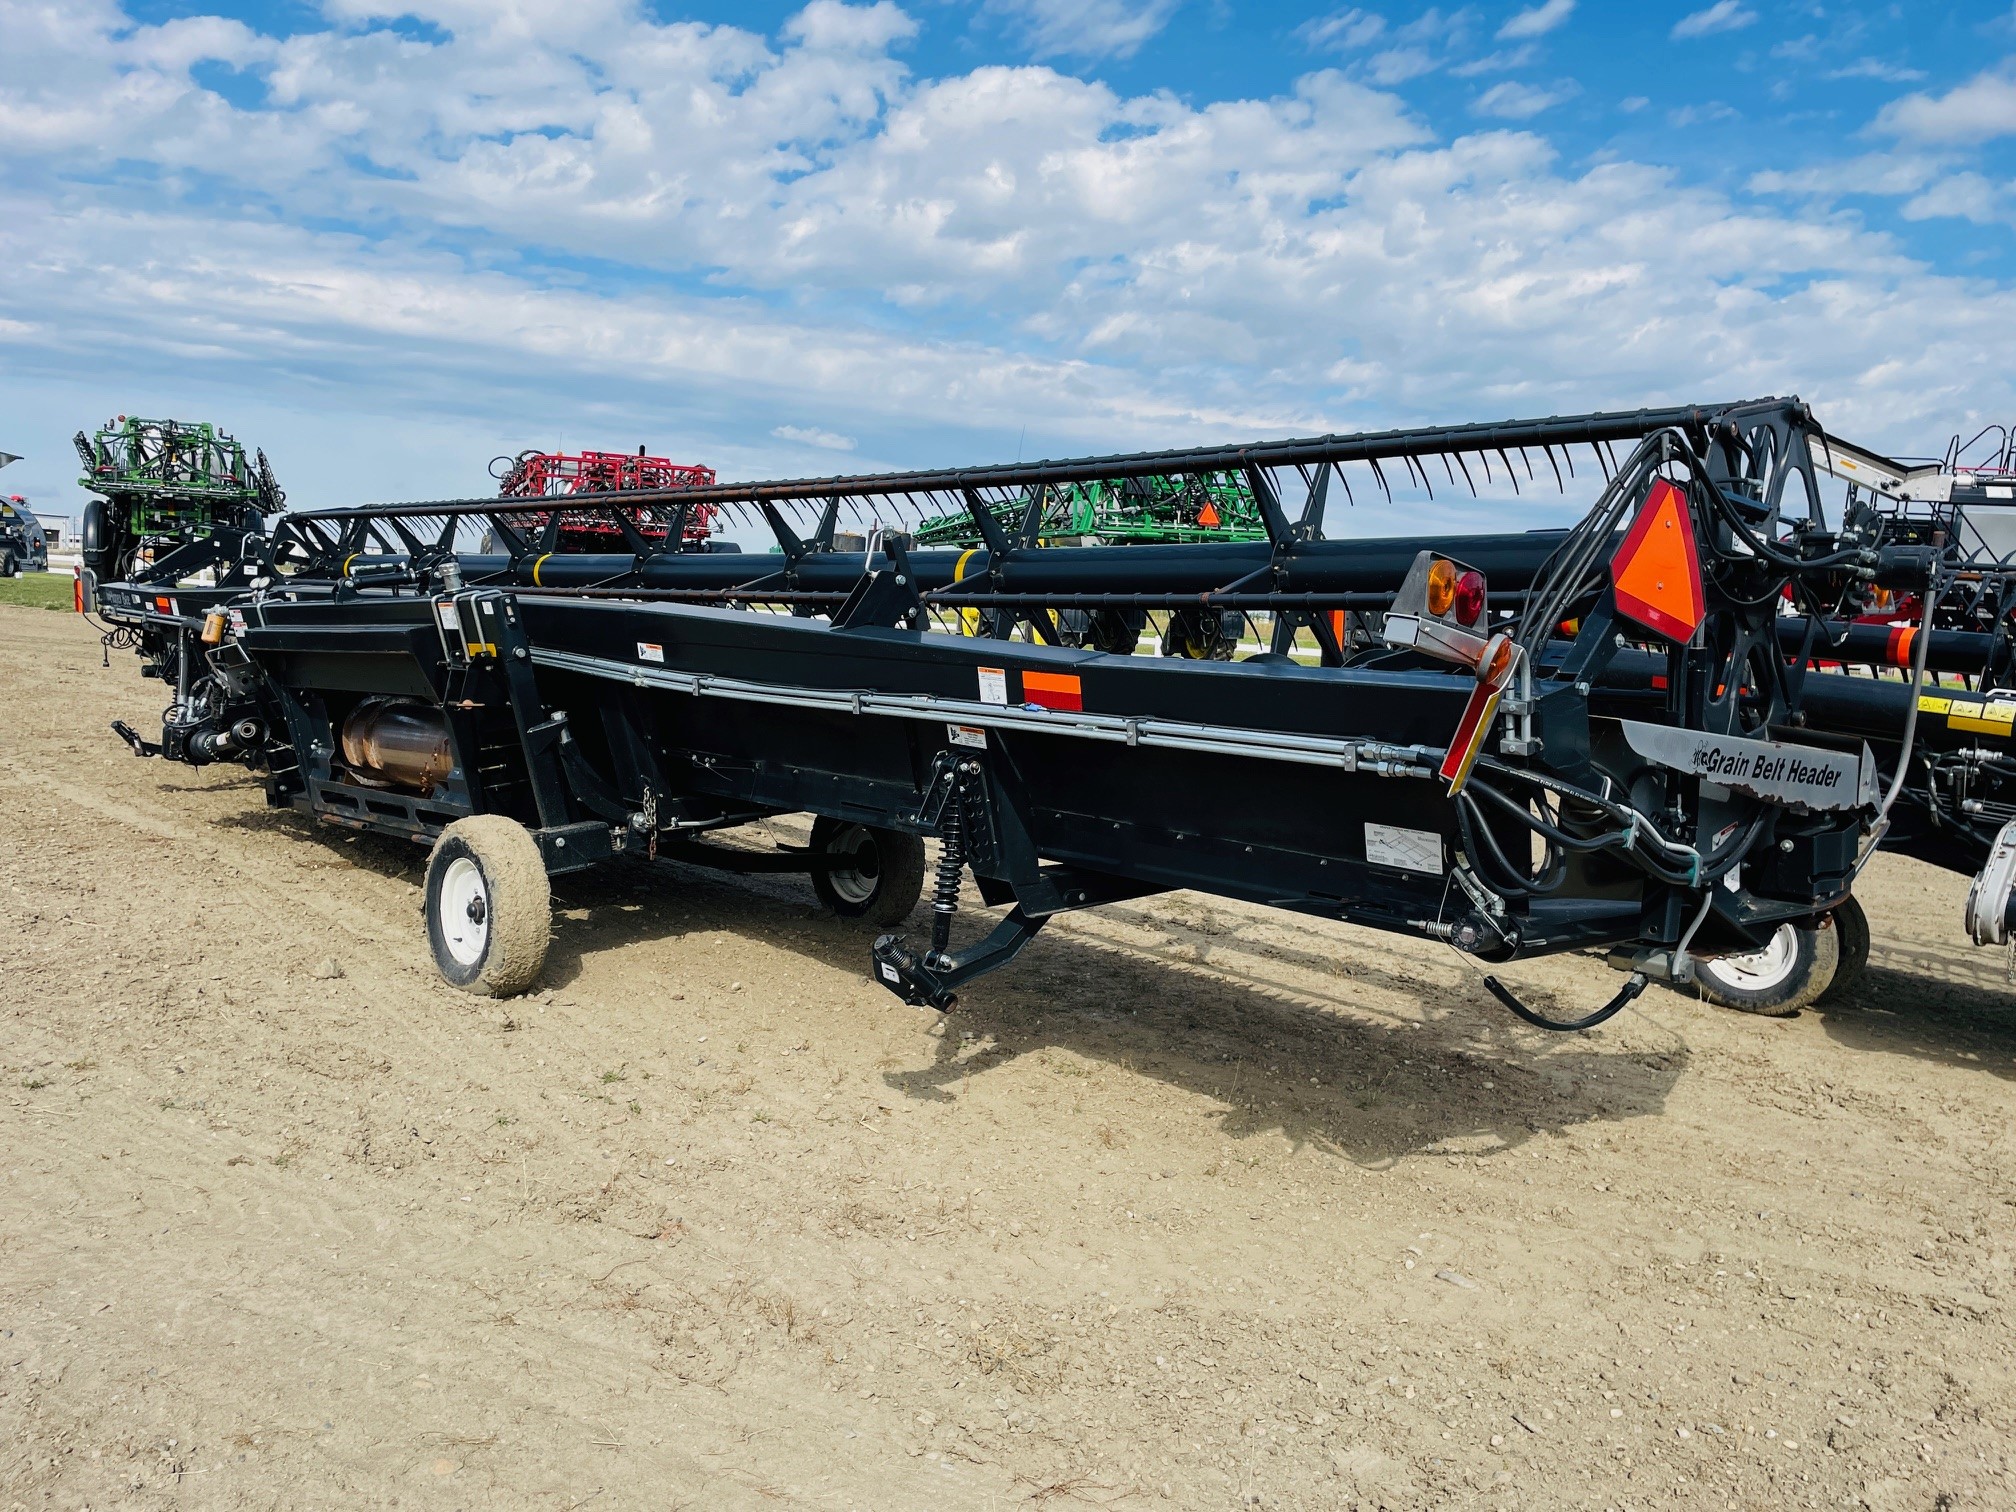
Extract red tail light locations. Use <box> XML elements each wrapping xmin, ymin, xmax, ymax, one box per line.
<box><xmin>1452</xmin><ymin>570</ymin><xmax>1485</xmax><ymax>626</ymax></box>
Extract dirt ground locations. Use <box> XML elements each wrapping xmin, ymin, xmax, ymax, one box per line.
<box><xmin>2</xmin><ymin>602</ymin><xmax>2013</xmax><ymax>1512</ymax></box>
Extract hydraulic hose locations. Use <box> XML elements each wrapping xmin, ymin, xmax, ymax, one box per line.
<box><xmin>1874</xmin><ymin>552</ymin><xmax>1943</xmax><ymax>826</ymax></box>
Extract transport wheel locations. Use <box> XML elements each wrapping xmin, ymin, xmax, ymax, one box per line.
<box><xmin>424</xmin><ymin>816</ymin><xmax>551</xmax><ymax>996</ymax></box>
<box><xmin>1815</xmin><ymin>896</ymin><xmax>1870</xmax><ymax>1004</ymax></box>
<box><xmin>1695</xmin><ymin>919</ymin><xmax>1839</xmax><ymax>1017</ymax></box>
<box><xmin>0</xmin><ymin>551</ymin><xmax>15</xmax><ymax>578</ymax></box>
<box><xmin>809</xmin><ymin>817</ymin><xmax>926</xmax><ymax>927</ymax></box>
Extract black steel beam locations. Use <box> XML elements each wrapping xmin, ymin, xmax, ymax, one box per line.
<box><xmin>288</xmin><ymin>400</ymin><xmax>1788</xmax><ymax>523</ymax></box>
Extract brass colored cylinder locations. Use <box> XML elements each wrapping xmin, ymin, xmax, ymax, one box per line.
<box><xmin>339</xmin><ymin>698</ymin><xmax>452</xmax><ymax>794</ymax></box>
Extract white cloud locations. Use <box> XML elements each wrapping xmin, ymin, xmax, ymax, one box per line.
<box><xmin>1748</xmin><ymin>152</ymin><xmax>1943</xmax><ymax>200</ymax></box>
<box><xmin>1668</xmin><ymin>101</ymin><xmax>1737</xmax><ymax>128</ymax></box>
<box><xmin>1497</xmin><ymin>0</ymin><xmax>1574</xmax><ymax>41</ymax></box>
<box><xmin>1825</xmin><ymin>58</ymin><xmax>1926</xmax><ymax>84</ymax></box>
<box><xmin>1900</xmin><ymin>171</ymin><xmax>2009</xmax><ymax>226</ymax></box>
<box><xmin>1671</xmin><ymin>2</ymin><xmax>1756</xmax><ymax>41</ymax></box>
<box><xmin>1297</xmin><ymin>9</ymin><xmax>1386</xmax><ymax>51</ymax></box>
<box><xmin>1451</xmin><ymin>44</ymin><xmax>1538</xmax><ymax>77</ymax></box>
<box><xmin>983</xmin><ymin>0</ymin><xmax>1179</xmax><ymax>59</ymax></box>
<box><xmin>1878</xmin><ymin>69</ymin><xmax>2016</xmax><ymax>144</ymax></box>
<box><xmin>1473</xmin><ymin>80</ymin><xmax>1576</xmax><ymax>119</ymax></box>
<box><xmin>773</xmin><ymin>424</ymin><xmax>858</xmax><ymax>450</ymax></box>
<box><xmin>1301</xmin><ymin>5</ymin><xmax>1483</xmax><ymax>83</ymax></box>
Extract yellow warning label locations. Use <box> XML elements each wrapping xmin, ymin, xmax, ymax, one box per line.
<box><xmin>1918</xmin><ymin>694</ymin><xmax>1952</xmax><ymax>715</ymax></box>
<box><xmin>1951</xmin><ymin>700</ymin><xmax>2016</xmax><ymax>737</ymax></box>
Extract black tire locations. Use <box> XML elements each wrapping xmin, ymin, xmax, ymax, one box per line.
<box><xmin>1695</xmin><ymin>919</ymin><xmax>1839</xmax><ymax>1016</ymax></box>
<box><xmin>1815</xmin><ymin>896</ymin><xmax>1870</xmax><ymax>1004</ymax></box>
<box><xmin>0</xmin><ymin>552</ymin><xmax>15</xmax><ymax>579</ymax></box>
<box><xmin>424</xmin><ymin>816</ymin><xmax>551</xmax><ymax>996</ymax></box>
<box><xmin>1162</xmin><ymin>608</ymin><xmax>1240</xmax><ymax>661</ymax></box>
<box><xmin>809</xmin><ymin>816</ymin><xmax>926</xmax><ymax>927</ymax></box>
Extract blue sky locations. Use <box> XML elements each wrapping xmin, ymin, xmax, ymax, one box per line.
<box><xmin>5</xmin><ymin>0</ymin><xmax>2016</xmax><ymax>534</ymax></box>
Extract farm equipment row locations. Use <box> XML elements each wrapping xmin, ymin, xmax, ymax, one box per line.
<box><xmin>80</xmin><ymin>396</ymin><xmax>2016</xmax><ymax>1023</ymax></box>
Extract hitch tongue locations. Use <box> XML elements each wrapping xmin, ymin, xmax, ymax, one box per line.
<box><xmin>110</xmin><ymin>720</ymin><xmax>161</xmax><ymax>759</ymax></box>
<box><xmin>868</xmin><ymin>907</ymin><xmax>1049</xmax><ymax>1015</ymax></box>
<box><xmin>872</xmin><ymin>934</ymin><xmax>959</xmax><ymax>1012</ymax></box>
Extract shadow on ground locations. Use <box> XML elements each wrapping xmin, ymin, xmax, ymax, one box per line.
<box><xmin>531</xmin><ymin>846</ymin><xmax>1693</xmax><ymax>1170</ymax></box>
<box><xmin>1807</xmin><ymin>943</ymin><xmax>2016</xmax><ymax>1082</ymax></box>
<box><xmin>202</xmin><ymin>802</ymin><xmax>1709</xmax><ymax>1167</ymax></box>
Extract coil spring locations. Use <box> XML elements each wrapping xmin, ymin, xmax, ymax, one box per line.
<box><xmin>930</xmin><ymin>780</ymin><xmax>966</xmax><ymax>960</ymax></box>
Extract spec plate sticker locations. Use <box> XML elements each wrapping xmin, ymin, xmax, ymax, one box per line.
<box><xmin>637</xmin><ymin>642</ymin><xmax>665</xmax><ymax>663</ymax></box>
<box><xmin>436</xmin><ymin>602</ymin><xmax>460</xmax><ymax>631</ymax></box>
<box><xmin>947</xmin><ymin>724</ymin><xmax>988</xmax><ymax>749</ymax></box>
<box><xmin>977</xmin><ymin>666</ymin><xmax>1008</xmax><ymax>705</ymax></box>
<box><xmin>1365</xmin><ymin>822</ymin><xmax>1444</xmax><ymax>875</ymax></box>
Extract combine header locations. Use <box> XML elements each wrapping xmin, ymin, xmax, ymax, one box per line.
<box><xmin>87</xmin><ymin>397</ymin><xmax>1991</xmax><ymax>1025</ymax></box>
<box><xmin>75</xmin><ymin>416</ymin><xmax>281</xmax><ymax>581</ymax></box>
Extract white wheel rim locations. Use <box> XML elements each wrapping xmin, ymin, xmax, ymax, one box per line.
<box><xmin>825</xmin><ymin>825</ymin><xmax>881</xmax><ymax>905</ymax></box>
<box><xmin>439</xmin><ymin>856</ymin><xmax>490</xmax><ymax>967</ymax></box>
<box><xmin>1703</xmin><ymin>924</ymin><xmax>1798</xmax><ymax>991</ymax></box>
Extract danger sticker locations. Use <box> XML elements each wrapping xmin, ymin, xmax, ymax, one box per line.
<box><xmin>947</xmin><ymin>724</ymin><xmax>988</xmax><ymax>749</ymax></box>
<box><xmin>436</xmin><ymin>602</ymin><xmax>460</xmax><ymax>631</ymax></box>
<box><xmin>977</xmin><ymin>666</ymin><xmax>1008</xmax><ymax>705</ymax></box>
<box><xmin>637</xmin><ymin>642</ymin><xmax>665</xmax><ymax>664</ymax></box>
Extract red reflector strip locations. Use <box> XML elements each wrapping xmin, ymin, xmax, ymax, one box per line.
<box><xmin>1439</xmin><ymin>681</ymin><xmax>1505</xmax><ymax>795</ymax></box>
<box><xmin>1887</xmin><ymin>626</ymin><xmax>1917</xmax><ymax>668</ymax></box>
<box><xmin>1022</xmin><ymin>670</ymin><xmax>1083</xmax><ymax>711</ymax></box>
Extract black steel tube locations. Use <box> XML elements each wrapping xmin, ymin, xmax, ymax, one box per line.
<box><xmin>1774</xmin><ymin>619</ymin><xmax>2001</xmax><ymax>676</ymax></box>
<box><xmin>449</xmin><ymin>529</ymin><xmax>1576</xmax><ymax>597</ymax></box>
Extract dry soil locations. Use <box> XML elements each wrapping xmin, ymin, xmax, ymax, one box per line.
<box><xmin>2</xmin><ymin>603</ymin><xmax>2012</xmax><ymax>1511</ymax></box>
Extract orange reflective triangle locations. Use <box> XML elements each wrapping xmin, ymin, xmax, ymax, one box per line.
<box><xmin>1197</xmin><ymin>501</ymin><xmax>1221</xmax><ymax>528</ymax></box>
<box><xmin>1611</xmin><ymin>479</ymin><xmax>1704</xmax><ymax>642</ymax></box>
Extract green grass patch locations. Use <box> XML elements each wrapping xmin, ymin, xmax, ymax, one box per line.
<box><xmin>0</xmin><ymin>572</ymin><xmax>76</xmax><ymax>612</ymax></box>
